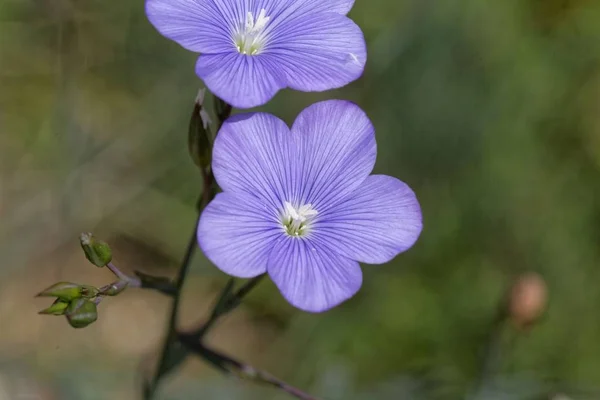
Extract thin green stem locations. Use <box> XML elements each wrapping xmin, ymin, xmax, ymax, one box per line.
<box><xmin>468</xmin><ymin>278</ymin><xmax>513</xmax><ymax>399</ymax></box>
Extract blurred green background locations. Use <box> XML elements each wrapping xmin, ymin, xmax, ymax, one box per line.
<box><xmin>2</xmin><ymin>0</ymin><xmax>600</xmax><ymax>398</ymax></box>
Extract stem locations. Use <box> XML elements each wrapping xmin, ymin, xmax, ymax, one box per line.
<box><xmin>214</xmin><ymin>97</ymin><xmax>233</xmax><ymax>131</ymax></box>
<box><xmin>468</xmin><ymin>284</ymin><xmax>512</xmax><ymax>399</ymax></box>
<box><xmin>144</xmin><ymin>94</ymin><xmax>231</xmax><ymax>399</ymax></box>
<box><xmin>168</xmin><ymin>217</ymin><xmax>201</xmax><ymax>330</ymax></box>
<box><xmin>106</xmin><ymin>262</ymin><xmax>141</xmax><ymax>287</ymax></box>
<box><xmin>228</xmin><ymin>275</ymin><xmax>264</xmax><ymax>304</ymax></box>
<box><xmin>145</xmin><ymin>214</ymin><xmax>200</xmax><ymax>398</ymax></box>
<box><xmin>179</xmin><ymin>337</ymin><xmax>320</xmax><ymax>400</ymax></box>
<box><xmin>188</xmin><ymin>275</ymin><xmax>266</xmax><ymax>340</ymax></box>
<box><xmin>475</xmin><ymin>315</ymin><xmax>505</xmax><ymax>388</ymax></box>
<box><xmin>178</xmin><ymin>275</ymin><xmax>322</xmax><ymax>400</ymax></box>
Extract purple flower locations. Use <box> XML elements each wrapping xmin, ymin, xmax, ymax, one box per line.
<box><xmin>145</xmin><ymin>0</ymin><xmax>366</xmax><ymax>109</ymax></box>
<box><xmin>197</xmin><ymin>100</ymin><xmax>423</xmax><ymax>312</ymax></box>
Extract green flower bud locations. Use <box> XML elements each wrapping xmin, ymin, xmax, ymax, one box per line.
<box><xmin>66</xmin><ymin>299</ymin><xmax>98</xmax><ymax>329</ymax></box>
<box><xmin>80</xmin><ymin>232</ymin><xmax>112</xmax><ymax>267</ymax></box>
<box><xmin>36</xmin><ymin>282</ymin><xmax>99</xmax><ymax>301</ymax></box>
<box><xmin>38</xmin><ymin>298</ymin><xmax>70</xmax><ymax>315</ymax></box>
<box><xmin>99</xmin><ymin>280</ymin><xmax>129</xmax><ymax>296</ymax></box>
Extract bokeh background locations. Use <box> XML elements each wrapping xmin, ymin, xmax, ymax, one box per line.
<box><xmin>2</xmin><ymin>0</ymin><xmax>600</xmax><ymax>398</ymax></box>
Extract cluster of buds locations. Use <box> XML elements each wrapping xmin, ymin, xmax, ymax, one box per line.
<box><xmin>37</xmin><ymin>282</ymin><xmax>101</xmax><ymax>328</ymax></box>
<box><xmin>36</xmin><ymin>233</ymin><xmax>134</xmax><ymax>328</ymax></box>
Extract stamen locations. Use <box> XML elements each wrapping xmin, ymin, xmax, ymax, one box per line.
<box><xmin>281</xmin><ymin>201</ymin><xmax>318</xmax><ymax>237</ymax></box>
<box><xmin>234</xmin><ymin>9</ymin><xmax>270</xmax><ymax>55</ymax></box>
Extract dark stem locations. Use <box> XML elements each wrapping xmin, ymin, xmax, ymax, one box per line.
<box><xmin>215</xmin><ymin>97</ymin><xmax>233</xmax><ymax>131</ymax></box>
<box><xmin>188</xmin><ymin>275</ymin><xmax>266</xmax><ymax>340</ymax></box>
<box><xmin>198</xmin><ymin>167</ymin><xmax>215</xmax><ymax>212</ymax></box>
<box><xmin>179</xmin><ymin>337</ymin><xmax>320</xmax><ymax>400</ymax></box>
<box><xmin>144</xmin><ymin>214</ymin><xmax>201</xmax><ymax>398</ymax></box>
<box><xmin>177</xmin><ymin>274</ymin><xmax>321</xmax><ymax>400</ymax></box>
<box><xmin>144</xmin><ymin>95</ymin><xmax>232</xmax><ymax>399</ymax></box>
<box><xmin>134</xmin><ymin>270</ymin><xmax>178</xmax><ymax>297</ymax></box>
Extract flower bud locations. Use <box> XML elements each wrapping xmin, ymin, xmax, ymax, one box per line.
<box><xmin>38</xmin><ymin>298</ymin><xmax>70</xmax><ymax>315</ymax></box>
<box><xmin>508</xmin><ymin>272</ymin><xmax>548</xmax><ymax>329</ymax></box>
<box><xmin>188</xmin><ymin>90</ymin><xmax>212</xmax><ymax>169</ymax></box>
<box><xmin>36</xmin><ymin>282</ymin><xmax>99</xmax><ymax>301</ymax></box>
<box><xmin>66</xmin><ymin>299</ymin><xmax>98</xmax><ymax>328</ymax></box>
<box><xmin>80</xmin><ymin>232</ymin><xmax>112</xmax><ymax>267</ymax></box>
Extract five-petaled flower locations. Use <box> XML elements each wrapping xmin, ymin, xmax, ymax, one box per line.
<box><xmin>197</xmin><ymin>100</ymin><xmax>423</xmax><ymax>312</ymax></box>
<box><xmin>145</xmin><ymin>0</ymin><xmax>367</xmax><ymax>109</ymax></box>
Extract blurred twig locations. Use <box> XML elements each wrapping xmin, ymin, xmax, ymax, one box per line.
<box><xmin>179</xmin><ymin>336</ymin><xmax>320</xmax><ymax>400</ymax></box>
<box><xmin>133</xmin><ymin>270</ymin><xmax>177</xmax><ymax>297</ymax></box>
<box><xmin>187</xmin><ymin>275</ymin><xmax>266</xmax><ymax>340</ymax></box>
<box><xmin>472</xmin><ymin>304</ymin><xmax>507</xmax><ymax>395</ymax></box>
<box><xmin>468</xmin><ymin>275</ymin><xmax>517</xmax><ymax>399</ymax></box>
<box><xmin>143</xmin><ymin>212</ymin><xmax>202</xmax><ymax>399</ymax></box>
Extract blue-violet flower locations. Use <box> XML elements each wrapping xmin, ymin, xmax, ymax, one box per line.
<box><xmin>146</xmin><ymin>0</ymin><xmax>367</xmax><ymax>108</ymax></box>
<box><xmin>197</xmin><ymin>100</ymin><xmax>423</xmax><ymax>312</ymax></box>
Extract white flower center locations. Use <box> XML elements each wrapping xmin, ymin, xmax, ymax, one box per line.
<box><xmin>281</xmin><ymin>201</ymin><xmax>318</xmax><ymax>237</ymax></box>
<box><xmin>234</xmin><ymin>9</ymin><xmax>270</xmax><ymax>55</ymax></box>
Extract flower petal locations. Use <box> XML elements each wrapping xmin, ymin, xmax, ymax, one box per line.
<box><xmin>289</xmin><ymin>100</ymin><xmax>376</xmax><ymax>208</ymax></box>
<box><xmin>212</xmin><ymin>112</ymin><xmax>295</xmax><ymax>210</ymax></box>
<box><xmin>197</xmin><ymin>192</ymin><xmax>282</xmax><ymax>278</ymax></box>
<box><xmin>145</xmin><ymin>0</ymin><xmax>233</xmax><ymax>53</ymax></box>
<box><xmin>267</xmin><ymin>12</ymin><xmax>366</xmax><ymax>92</ymax></box>
<box><xmin>294</xmin><ymin>0</ymin><xmax>355</xmax><ymax>15</ymax></box>
<box><xmin>267</xmin><ymin>237</ymin><xmax>362</xmax><ymax>312</ymax></box>
<box><xmin>196</xmin><ymin>52</ymin><xmax>286</xmax><ymax>109</ymax></box>
<box><xmin>317</xmin><ymin>175</ymin><xmax>423</xmax><ymax>264</ymax></box>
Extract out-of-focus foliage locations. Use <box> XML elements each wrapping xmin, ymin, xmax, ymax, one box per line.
<box><xmin>2</xmin><ymin>0</ymin><xmax>600</xmax><ymax>398</ymax></box>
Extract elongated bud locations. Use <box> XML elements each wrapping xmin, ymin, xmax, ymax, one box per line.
<box><xmin>509</xmin><ymin>272</ymin><xmax>548</xmax><ymax>329</ymax></box>
<box><xmin>38</xmin><ymin>298</ymin><xmax>70</xmax><ymax>315</ymax></box>
<box><xmin>188</xmin><ymin>88</ymin><xmax>212</xmax><ymax>169</ymax></box>
<box><xmin>36</xmin><ymin>282</ymin><xmax>99</xmax><ymax>301</ymax></box>
<box><xmin>99</xmin><ymin>280</ymin><xmax>129</xmax><ymax>296</ymax></box>
<box><xmin>80</xmin><ymin>232</ymin><xmax>112</xmax><ymax>267</ymax></box>
<box><xmin>66</xmin><ymin>299</ymin><xmax>98</xmax><ymax>328</ymax></box>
